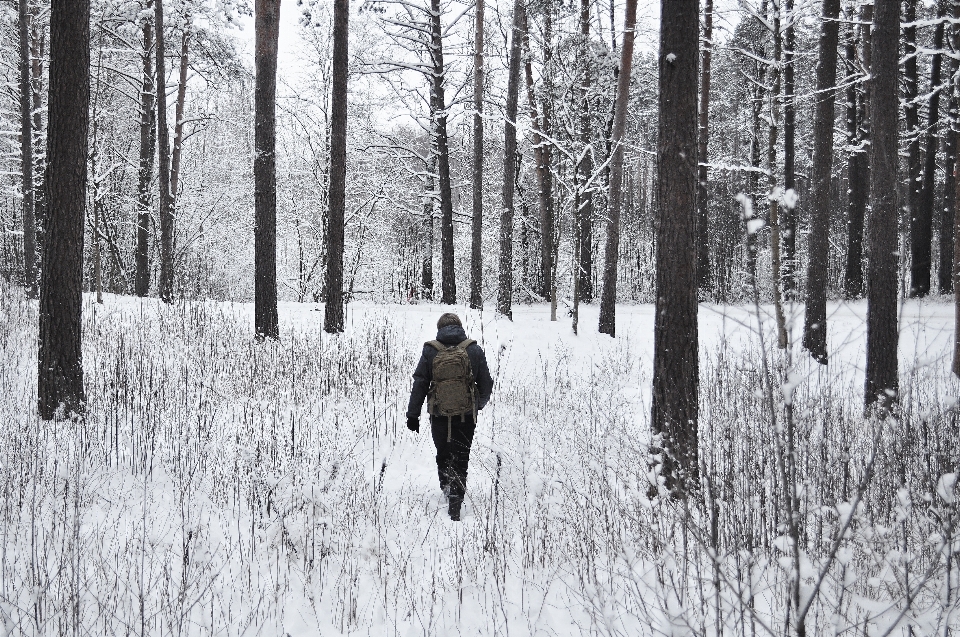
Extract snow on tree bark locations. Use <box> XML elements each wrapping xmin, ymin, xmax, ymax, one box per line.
<box><xmin>324</xmin><ymin>0</ymin><xmax>348</xmax><ymax>332</ymax></box>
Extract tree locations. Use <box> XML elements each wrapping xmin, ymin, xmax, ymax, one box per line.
<box><xmin>497</xmin><ymin>0</ymin><xmax>524</xmax><ymax>319</ymax></box>
<box><xmin>576</xmin><ymin>0</ymin><xmax>593</xmax><ymax>304</ymax></box>
<box><xmin>156</xmin><ymin>0</ymin><xmax>174</xmax><ymax>303</ymax></box>
<box><xmin>695</xmin><ymin>0</ymin><xmax>712</xmax><ymax>295</ymax></box>
<box><xmin>782</xmin><ymin>0</ymin><xmax>797</xmax><ymax>296</ymax></box>
<box><xmin>469</xmin><ymin>0</ymin><xmax>484</xmax><ymax>310</ymax></box>
<box><xmin>135</xmin><ymin>3</ymin><xmax>155</xmax><ymax>297</ymax></box>
<box><xmin>801</xmin><ymin>0</ymin><xmax>840</xmax><ymax>364</ymax></box>
<box><xmin>535</xmin><ymin>8</ymin><xmax>555</xmax><ymax>313</ymax></box>
<box><xmin>941</xmin><ymin>1</ymin><xmax>959</xmax><ymax>294</ymax></box>
<box><xmin>597</xmin><ymin>0</ymin><xmax>638</xmax><ymax>336</ymax></box>
<box><xmin>38</xmin><ymin>0</ymin><xmax>89</xmax><ymax>419</ymax></box>
<box><xmin>651</xmin><ymin>0</ymin><xmax>699</xmax><ymax>495</ymax></box>
<box><xmin>324</xmin><ymin>0</ymin><xmax>349</xmax><ymax>332</ymax></box>
<box><xmin>430</xmin><ymin>0</ymin><xmax>456</xmax><ymax>305</ymax></box>
<box><xmin>254</xmin><ymin>0</ymin><xmax>280</xmax><ymax>340</ymax></box>
<box><xmin>916</xmin><ymin>0</ymin><xmax>946</xmax><ymax>298</ymax></box>
<box><xmin>904</xmin><ymin>0</ymin><xmax>923</xmax><ymax>298</ymax></box>
<box><xmin>170</xmin><ymin>12</ymin><xmax>192</xmax><ymax>204</ymax></box>
<box><xmin>843</xmin><ymin>4</ymin><xmax>870</xmax><ymax>300</ymax></box>
<box><xmin>18</xmin><ymin>0</ymin><xmax>37</xmax><ymax>298</ymax></box>
<box><xmin>864</xmin><ymin>0</ymin><xmax>898</xmax><ymax>410</ymax></box>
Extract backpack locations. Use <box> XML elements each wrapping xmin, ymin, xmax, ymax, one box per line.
<box><xmin>426</xmin><ymin>338</ymin><xmax>477</xmax><ymax>420</ymax></box>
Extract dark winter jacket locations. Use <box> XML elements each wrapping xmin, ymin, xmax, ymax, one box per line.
<box><xmin>406</xmin><ymin>325</ymin><xmax>494</xmax><ymax>419</ymax></box>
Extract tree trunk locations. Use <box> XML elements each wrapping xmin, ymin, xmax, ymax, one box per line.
<box><xmin>865</xmin><ymin>0</ymin><xmax>899</xmax><ymax>410</ymax></box>
<box><xmin>38</xmin><ymin>0</ymin><xmax>89</xmax><ymax>419</ymax></box>
<box><xmin>598</xmin><ymin>0</ymin><xmax>637</xmax><ymax>336</ymax></box>
<box><xmin>422</xmin><ymin>152</ymin><xmax>435</xmax><ymax>300</ymax></box>
<box><xmin>695</xmin><ymin>0</ymin><xmax>712</xmax><ymax>294</ymax></box>
<box><xmin>324</xmin><ymin>0</ymin><xmax>348</xmax><ymax>332</ymax></box>
<box><xmin>30</xmin><ymin>8</ymin><xmax>45</xmax><ymax>256</ymax></box>
<box><xmin>155</xmin><ymin>0</ymin><xmax>174</xmax><ymax>303</ymax></box>
<box><xmin>941</xmin><ymin>1</ymin><xmax>959</xmax><ymax>295</ymax></box>
<box><xmin>577</xmin><ymin>0</ymin><xmax>593</xmax><ymax>303</ymax></box>
<box><xmin>782</xmin><ymin>0</ymin><xmax>797</xmax><ymax>297</ymax></box>
<box><xmin>170</xmin><ymin>16</ymin><xmax>190</xmax><ymax>203</ymax></box>
<box><xmin>429</xmin><ymin>0</ymin><xmax>456</xmax><ymax>305</ymax></box>
<box><xmin>19</xmin><ymin>0</ymin><xmax>36</xmax><ymax>298</ymax></box>
<box><xmin>497</xmin><ymin>0</ymin><xmax>524</xmax><ymax>319</ymax></box>
<box><xmin>254</xmin><ymin>0</ymin><xmax>280</xmax><ymax>339</ymax></box>
<box><xmin>539</xmin><ymin>9</ymin><xmax>555</xmax><ymax>305</ymax></box>
<box><xmin>469</xmin><ymin>0</ymin><xmax>484</xmax><ymax>309</ymax></box>
<box><xmin>801</xmin><ymin>0</ymin><xmax>840</xmax><ymax>364</ymax></box>
<box><xmin>844</xmin><ymin>4</ymin><xmax>870</xmax><ymax>300</ymax></box>
<box><xmin>651</xmin><ymin>0</ymin><xmax>699</xmax><ymax>496</ymax></box>
<box><xmin>135</xmin><ymin>8</ymin><xmax>155</xmax><ymax>297</ymax></box>
<box><xmin>917</xmin><ymin>1</ymin><xmax>945</xmax><ymax>298</ymax></box>
<box><xmin>904</xmin><ymin>0</ymin><xmax>924</xmax><ymax>297</ymax></box>
<box><xmin>768</xmin><ymin>7</ymin><xmax>787</xmax><ymax>350</ymax></box>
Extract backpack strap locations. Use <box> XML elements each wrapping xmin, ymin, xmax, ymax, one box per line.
<box><xmin>455</xmin><ymin>339</ymin><xmax>476</xmax><ymax>351</ymax></box>
<box><xmin>426</xmin><ymin>340</ymin><xmax>446</xmax><ymax>351</ymax></box>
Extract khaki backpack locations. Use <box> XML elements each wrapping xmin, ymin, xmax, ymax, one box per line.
<box><xmin>426</xmin><ymin>339</ymin><xmax>477</xmax><ymax>433</ymax></box>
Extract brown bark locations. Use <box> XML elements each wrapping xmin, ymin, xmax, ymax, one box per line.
<box><xmin>469</xmin><ymin>0</ymin><xmax>484</xmax><ymax>309</ymax></box>
<box><xmin>38</xmin><ymin>0</ymin><xmax>89</xmax><ymax>419</ymax></box>
<box><xmin>597</xmin><ymin>0</ymin><xmax>637</xmax><ymax>336</ymax></box>
<box><xmin>865</xmin><ymin>0</ymin><xmax>899</xmax><ymax>410</ymax></box>
<box><xmin>651</xmin><ymin>0</ymin><xmax>699</xmax><ymax>495</ymax></box>
<box><xmin>170</xmin><ymin>16</ymin><xmax>190</xmax><ymax>203</ymax></box>
<box><xmin>497</xmin><ymin>0</ymin><xmax>524</xmax><ymax>319</ymax></box>
<box><xmin>155</xmin><ymin>0</ymin><xmax>174</xmax><ymax>302</ymax></box>
<box><xmin>135</xmin><ymin>8</ymin><xmax>155</xmax><ymax>297</ymax></box>
<box><xmin>19</xmin><ymin>0</ymin><xmax>36</xmax><ymax>298</ymax></box>
<box><xmin>801</xmin><ymin>0</ymin><xmax>840</xmax><ymax>364</ymax></box>
<box><xmin>324</xmin><ymin>0</ymin><xmax>348</xmax><ymax>332</ymax></box>
<box><xmin>577</xmin><ymin>0</ymin><xmax>593</xmax><ymax>304</ymax></box>
<box><xmin>904</xmin><ymin>0</ymin><xmax>924</xmax><ymax>297</ymax></box>
<box><xmin>695</xmin><ymin>0</ymin><xmax>712</xmax><ymax>294</ymax></box>
<box><xmin>254</xmin><ymin>0</ymin><xmax>280</xmax><ymax>339</ymax></box>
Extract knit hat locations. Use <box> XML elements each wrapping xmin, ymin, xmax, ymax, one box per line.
<box><xmin>437</xmin><ymin>313</ymin><xmax>462</xmax><ymax>329</ymax></box>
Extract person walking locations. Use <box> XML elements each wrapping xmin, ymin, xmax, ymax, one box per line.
<box><xmin>407</xmin><ymin>313</ymin><xmax>494</xmax><ymax>521</ymax></box>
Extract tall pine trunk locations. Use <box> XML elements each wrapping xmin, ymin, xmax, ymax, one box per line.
<box><xmin>941</xmin><ymin>2</ymin><xmax>959</xmax><ymax>295</ymax></box>
<box><xmin>324</xmin><ymin>0</ymin><xmax>348</xmax><ymax>332</ymax></box>
<box><xmin>469</xmin><ymin>0</ymin><xmax>484</xmax><ymax>309</ymax></box>
<box><xmin>651</xmin><ymin>0</ymin><xmax>699</xmax><ymax>496</ymax></box>
<box><xmin>598</xmin><ymin>0</ymin><xmax>637</xmax><ymax>336</ymax></box>
<box><xmin>539</xmin><ymin>9</ymin><xmax>555</xmax><ymax>307</ymax></box>
<box><xmin>782</xmin><ymin>0</ymin><xmax>797</xmax><ymax>297</ymax></box>
<box><xmin>577</xmin><ymin>0</ymin><xmax>593</xmax><ymax>303</ymax></box>
<box><xmin>865</xmin><ymin>0</ymin><xmax>899</xmax><ymax>410</ymax></box>
<box><xmin>844</xmin><ymin>5</ymin><xmax>870</xmax><ymax>299</ymax></box>
<box><xmin>155</xmin><ymin>0</ymin><xmax>174</xmax><ymax>303</ymax></box>
<box><xmin>170</xmin><ymin>16</ymin><xmax>190</xmax><ymax>203</ymax></box>
<box><xmin>767</xmin><ymin>6</ymin><xmax>787</xmax><ymax>349</ymax></box>
<box><xmin>904</xmin><ymin>0</ymin><xmax>924</xmax><ymax>297</ymax></box>
<box><xmin>135</xmin><ymin>7</ymin><xmax>155</xmax><ymax>297</ymax></box>
<box><xmin>497</xmin><ymin>0</ymin><xmax>524</xmax><ymax>319</ymax></box>
<box><xmin>917</xmin><ymin>1</ymin><xmax>946</xmax><ymax>298</ymax></box>
<box><xmin>38</xmin><ymin>0</ymin><xmax>89</xmax><ymax>419</ymax></box>
<box><xmin>429</xmin><ymin>0</ymin><xmax>456</xmax><ymax>305</ymax></box>
<box><xmin>18</xmin><ymin>0</ymin><xmax>36</xmax><ymax>298</ymax></box>
<box><xmin>696</xmin><ymin>0</ymin><xmax>712</xmax><ymax>295</ymax></box>
<box><xmin>801</xmin><ymin>0</ymin><xmax>840</xmax><ymax>364</ymax></box>
<box><xmin>254</xmin><ymin>0</ymin><xmax>280</xmax><ymax>339</ymax></box>
<box><xmin>30</xmin><ymin>8</ymin><xmax>45</xmax><ymax>254</ymax></box>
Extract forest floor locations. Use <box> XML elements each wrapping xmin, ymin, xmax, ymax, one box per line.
<box><xmin>0</xmin><ymin>286</ymin><xmax>957</xmax><ymax>636</ymax></box>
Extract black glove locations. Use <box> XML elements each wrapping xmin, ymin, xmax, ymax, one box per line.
<box><xmin>406</xmin><ymin>417</ymin><xmax>420</xmax><ymax>433</ymax></box>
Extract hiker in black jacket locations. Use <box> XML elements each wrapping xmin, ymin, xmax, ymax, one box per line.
<box><xmin>407</xmin><ymin>313</ymin><xmax>494</xmax><ymax>521</ymax></box>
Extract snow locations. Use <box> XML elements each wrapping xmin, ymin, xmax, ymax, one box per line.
<box><xmin>0</xmin><ymin>288</ymin><xmax>958</xmax><ymax>635</ymax></box>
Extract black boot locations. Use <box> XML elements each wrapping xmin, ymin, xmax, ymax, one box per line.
<box><xmin>448</xmin><ymin>496</ymin><xmax>462</xmax><ymax>521</ymax></box>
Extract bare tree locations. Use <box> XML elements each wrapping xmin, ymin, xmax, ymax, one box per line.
<box><xmin>170</xmin><ymin>12</ymin><xmax>192</xmax><ymax>203</ymax></box>
<box><xmin>156</xmin><ymin>0</ymin><xmax>174</xmax><ymax>303</ymax></box>
<box><xmin>782</xmin><ymin>0</ymin><xmax>797</xmax><ymax>296</ymax></box>
<box><xmin>38</xmin><ymin>0</ymin><xmax>89</xmax><ymax>419</ymax></box>
<box><xmin>843</xmin><ymin>3</ymin><xmax>870</xmax><ymax>299</ymax></box>
<box><xmin>497</xmin><ymin>0</ymin><xmax>524</xmax><ymax>319</ymax></box>
<box><xmin>470</xmin><ymin>0</ymin><xmax>484</xmax><ymax>309</ymax></box>
<box><xmin>864</xmin><ymin>0</ymin><xmax>898</xmax><ymax>409</ymax></box>
<box><xmin>651</xmin><ymin>0</ymin><xmax>699</xmax><ymax>495</ymax></box>
<box><xmin>135</xmin><ymin>3</ymin><xmax>155</xmax><ymax>297</ymax></box>
<box><xmin>904</xmin><ymin>0</ymin><xmax>924</xmax><ymax>298</ymax></box>
<box><xmin>597</xmin><ymin>0</ymin><xmax>638</xmax><ymax>336</ymax></box>
<box><xmin>801</xmin><ymin>0</ymin><xmax>840</xmax><ymax>364</ymax></box>
<box><xmin>941</xmin><ymin>1</ymin><xmax>959</xmax><ymax>295</ymax></box>
<box><xmin>18</xmin><ymin>0</ymin><xmax>36</xmax><ymax>298</ymax></box>
<box><xmin>695</xmin><ymin>0</ymin><xmax>712</xmax><ymax>295</ymax></box>
<box><xmin>324</xmin><ymin>0</ymin><xmax>349</xmax><ymax>332</ymax></box>
<box><xmin>576</xmin><ymin>0</ymin><xmax>593</xmax><ymax>304</ymax></box>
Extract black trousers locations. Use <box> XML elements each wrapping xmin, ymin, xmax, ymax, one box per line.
<box><xmin>430</xmin><ymin>414</ymin><xmax>476</xmax><ymax>500</ymax></box>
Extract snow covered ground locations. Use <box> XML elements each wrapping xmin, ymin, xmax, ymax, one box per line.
<box><xmin>0</xmin><ymin>287</ymin><xmax>957</xmax><ymax>636</ymax></box>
